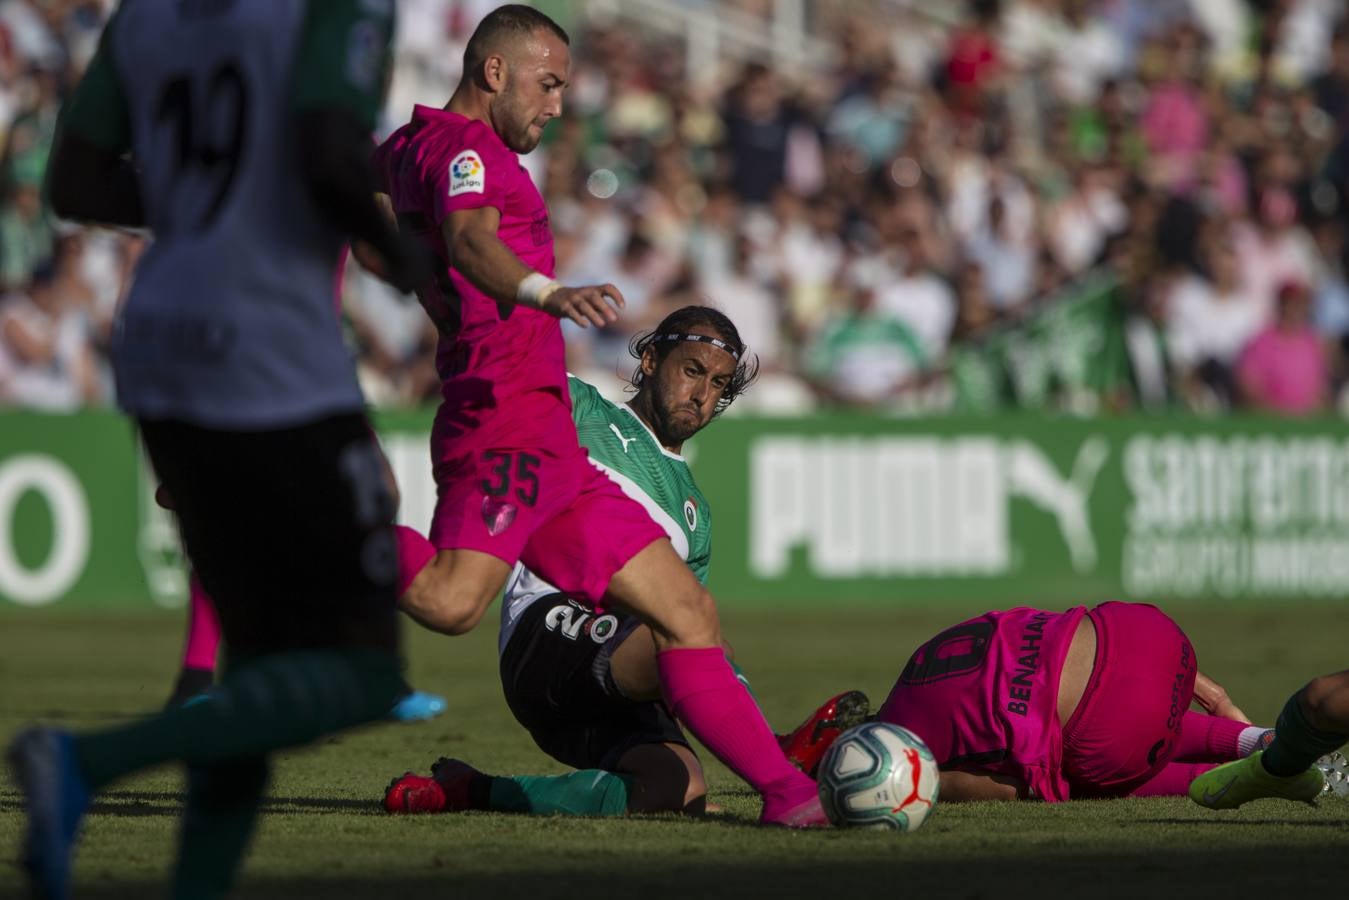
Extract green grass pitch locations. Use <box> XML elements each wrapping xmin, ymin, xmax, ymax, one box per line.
<box><xmin>2</xmin><ymin>604</ymin><xmax>1347</xmax><ymax>899</ymax></box>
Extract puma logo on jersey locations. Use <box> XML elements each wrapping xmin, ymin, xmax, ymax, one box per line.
<box><xmin>609</xmin><ymin>424</ymin><xmax>636</xmax><ymax>453</ymax></box>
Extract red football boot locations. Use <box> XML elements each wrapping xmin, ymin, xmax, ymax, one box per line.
<box><xmin>382</xmin><ymin>772</ymin><xmax>446</xmax><ymax>814</ymax></box>
<box><xmin>384</xmin><ymin>758</ymin><xmax>484</xmax><ymax>814</ymax></box>
<box><xmin>777</xmin><ymin>690</ymin><xmax>870</xmax><ymax>778</ymax></box>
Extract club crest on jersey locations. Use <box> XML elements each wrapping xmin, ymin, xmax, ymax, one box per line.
<box><xmin>683</xmin><ymin>498</ymin><xmax>698</xmax><ymax>531</ymax></box>
<box><xmin>449</xmin><ymin>150</ymin><xmax>485</xmax><ymax>197</ymax></box>
<box><xmin>481</xmin><ymin>496</ymin><xmax>517</xmax><ymax>536</ymax></box>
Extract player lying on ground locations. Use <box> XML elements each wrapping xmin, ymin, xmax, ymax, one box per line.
<box><xmin>866</xmin><ymin>602</ymin><xmax>1280</xmax><ymax>802</ymax></box>
<box><xmin>384</xmin><ymin>307</ymin><xmax>869</xmax><ymax>816</ymax></box>
<box><xmin>1190</xmin><ymin>667</ymin><xmax>1349</xmax><ymax>808</ymax></box>
<box><xmin>371</xmin><ymin>5</ymin><xmax>827</xmax><ymax>826</ymax></box>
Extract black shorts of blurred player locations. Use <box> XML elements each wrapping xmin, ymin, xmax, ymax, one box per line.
<box><xmin>141</xmin><ymin>413</ymin><xmax>402</xmax><ymax>661</ymax></box>
<box><xmin>500</xmin><ymin>595</ymin><xmax>706</xmax><ymax>813</ymax></box>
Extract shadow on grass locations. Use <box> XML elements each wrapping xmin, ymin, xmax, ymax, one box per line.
<box><xmin>36</xmin><ymin>846</ymin><xmax>1349</xmax><ymax>900</ymax></box>
<box><xmin>9</xmin><ymin>790</ymin><xmax>387</xmax><ymax>818</ymax></box>
<box><xmin>1141</xmin><ymin>817</ymin><xmax>1349</xmax><ymax>829</ymax></box>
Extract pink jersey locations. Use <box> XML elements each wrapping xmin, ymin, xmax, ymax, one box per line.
<box><xmin>878</xmin><ymin>606</ymin><xmax>1087</xmax><ymax>802</ymax></box>
<box><xmin>374</xmin><ymin>105</ymin><xmax>571</xmax><ymax>450</ymax></box>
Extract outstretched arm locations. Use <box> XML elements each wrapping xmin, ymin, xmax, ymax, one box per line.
<box><xmin>440</xmin><ymin>206</ymin><xmax>625</xmax><ymax>328</ymax></box>
<box><xmin>937</xmin><ymin>770</ymin><xmax>1027</xmax><ymax>802</ymax></box>
<box><xmin>1194</xmin><ymin>670</ymin><xmax>1251</xmax><ymax>723</ymax></box>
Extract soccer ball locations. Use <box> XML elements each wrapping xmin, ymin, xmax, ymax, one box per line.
<box><xmin>817</xmin><ymin>722</ymin><xmax>939</xmax><ymax>832</ymax></box>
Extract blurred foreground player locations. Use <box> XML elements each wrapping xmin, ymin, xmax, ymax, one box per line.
<box><xmin>8</xmin><ymin>3</ymin><xmax>430</xmax><ymax>898</ymax></box>
<box><xmin>158</xmin><ymin>248</ymin><xmax>444</xmax><ymax>723</ymax></box>
<box><xmin>385</xmin><ymin>308</ymin><xmax>868</xmax><ymax>817</ymax></box>
<box><xmin>374</xmin><ymin>5</ymin><xmax>825</xmax><ymax>825</ymax></box>
<box><xmin>1190</xmin><ymin>668</ymin><xmax>1349</xmax><ymax>808</ymax></box>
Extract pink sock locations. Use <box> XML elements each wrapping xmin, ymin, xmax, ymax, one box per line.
<box><xmin>181</xmin><ymin>573</ymin><xmax>221</xmax><ymax>672</ymax></box>
<box><xmin>657</xmin><ymin>647</ymin><xmax>812</xmax><ymax>798</ymax></box>
<box><xmin>1127</xmin><ymin>761</ymin><xmax>1218</xmax><ymax>798</ymax></box>
<box><xmin>1173</xmin><ymin>711</ymin><xmax>1245</xmax><ymax>762</ymax></box>
<box><xmin>396</xmin><ymin>525</ymin><xmax>437</xmax><ymax>596</ymax></box>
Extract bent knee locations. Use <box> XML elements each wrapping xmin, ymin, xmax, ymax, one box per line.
<box><xmin>620</xmin><ymin>744</ymin><xmax>707</xmax><ymax>815</ymax></box>
<box><xmin>401</xmin><ymin>569</ymin><xmax>495</xmax><ymax>636</ymax></box>
<box><xmin>1302</xmin><ymin>672</ymin><xmax>1349</xmax><ymax>733</ymax></box>
<box><xmin>656</xmin><ymin>586</ymin><xmax>721</xmax><ymax>649</ymax></box>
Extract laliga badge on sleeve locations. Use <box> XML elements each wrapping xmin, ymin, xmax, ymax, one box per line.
<box><xmin>449</xmin><ymin>150</ymin><xmax>486</xmax><ymax>197</ymax></box>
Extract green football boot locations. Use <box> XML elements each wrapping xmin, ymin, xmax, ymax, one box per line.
<box><xmin>1189</xmin><ymin>750</ymin><xmax>1326</xmax><ymax>810</ymax></box>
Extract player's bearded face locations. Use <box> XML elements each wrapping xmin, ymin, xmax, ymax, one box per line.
<box><xmin>496</xmin><ymin>36</ymin><xmax>569</xmax><ymax>154</ymax></box>
<box><xmin>648</xmin><ymin>345</ymin><xmax>735</xmax><ymax>443</ymax></box>
<box><xmin>496</xmin><ymin>78</ymin><xmax>543</xmax><ymax>152</ymax></box>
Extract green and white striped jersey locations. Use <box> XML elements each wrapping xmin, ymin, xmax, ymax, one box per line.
<box><xmin>499</xmin><ymin>375</ymin><xmax>712</xmax><ymax>651</ymax></box>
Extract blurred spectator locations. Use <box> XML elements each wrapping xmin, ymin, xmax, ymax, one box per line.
<box><xmin>874</xmin><ymin>218</ymin><xmax>957</xmax><ymax>362</ymax></box>
<box><xmin>720</xmin><ymin>63</ymin><xmax>795</xmax><ymax>204</ymax></box>
<box><xmin>0</xmin><ymin>260</ymin><xmax>101</xmax><ymax>410</ymax></box>
<box><xmin>945</xmin><ymin>0</ymin><xmax>1003</xmax><ymax>119</ymax></box>
<box><xmin>1050</xmin><ymin>0</ymin><xmax>1127</xmax><ymax>107</ymax></box>
<box><xmin>1232</xmin><ymin>183</ymin><xmax>1319</xmax><ymax>314</ymax></box>
<box><xmin>1237</xmin><ymin>280</ymin><xmax>1329</xmax><ymax>414</ymax></box>
<box><xmin>964</xmin><ymin>194</ymin><xmax>1035</xmax><ymax>313</ymax></box>
<box><xmin>804</xmin><ymin>281</ymin><xmax>926</xmax><ymax>409</ymax></box>
<box><xmin>1122</xmin><ymin>276</ymin><xmax>1178</xmax><ymax>412</ymax></box>
<box><xmin>826</xmin><ymin>58</ymin><xmax>910</xmax><ymax>167</ymax></box>
<box><xmin>1166</xmin><ymin>227</ymin><xmax>1268</xmax><ymax>408</ymax></box>
<box><xmin>700</xmin><ymin>233</ymin><xmax>784</xmax><ymax>372</ymax></box>
<box><xmin>7</xmin><ymin>0</ymin><xmax>1349</xmax><ymax>417</ymax></box>
<box><xmin>1311</xmin><ymin>23</ymin><xmax>1349</xmax><ymax>129</ymax></box>
<box><xmin>0</xmin><ymin>170</ymin><xmax>52</xmax><ymax>292</ymax></box>
<box><xmin>1138</xmin><ymin>23</ymin><xmax>1210</xmax><ymax>192</ymax></box>
<box><xmin>950</xmin><ymin>260</ymin><xmax>997</xmax><ymax>342</ymax></box>
<box><xmin>1310</xmin><ymin>216</ymin><xmax>1349</xmax><ymax>354</ymax></box>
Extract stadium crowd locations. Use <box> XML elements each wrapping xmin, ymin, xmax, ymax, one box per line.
<box><xmin>3</xmin><ymin>0</ymin><xmax>1349</xmax><ymax>415</ymax></box>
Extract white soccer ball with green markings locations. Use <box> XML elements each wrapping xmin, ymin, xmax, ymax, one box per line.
<box><xmin>817</xmin><ymin>722</ymin><xmax>939</xmax><ymax>832</ymax></box>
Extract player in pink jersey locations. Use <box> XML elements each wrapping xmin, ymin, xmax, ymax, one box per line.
<box><xmin>874</xmin><ymin>602</ymin><xmax>1272</xmax><ymax>802</ymax></box>
<box><xmin>371</xmin><ymin>5</ymin><xmax>823</xmax><ymax>826</ymax></box>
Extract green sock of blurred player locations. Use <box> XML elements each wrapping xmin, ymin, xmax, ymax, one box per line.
<box><xmin>74</xmin><ymin>648</ymin><xmax>404</xmax><ymax>898</ymax></box>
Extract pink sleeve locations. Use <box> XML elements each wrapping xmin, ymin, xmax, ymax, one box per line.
<box><xmin>429</xmin><ymin>134</ymin><xmax>510</xmax><ymax>225</ymax></box>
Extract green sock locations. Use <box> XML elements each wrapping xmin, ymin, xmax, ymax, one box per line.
<box><xmin>170</xmin><ymin>758</ymin><xmax>269</xmax><ymax>900</ymax></box>
<box><xmin>1262</xmin><ymin>689</ymin><xmax>1349</xmax><ymax>777</ymax></box>
<box><xmin>74</xmin><ymin>647</ymin><xmax>405</xmax><ymax>790</ymax></box>
<box><xmin>731</xmin><ymin>661</ymin><xmax>757</xmax><ymax>702</ymax></box>
<box><xmin>482</xmin><ymin>770</ymin><xmax>632</xmax><ymax>816</ymax></box>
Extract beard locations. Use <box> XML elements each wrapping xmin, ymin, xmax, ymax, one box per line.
<box><xmin>654</xmin><ymin>402</ymin><xmax>704</xmax><ymax>445</ymax></box>
<box><xmin>495</xmin><ymin>94</ymin><xmax>542</xmax><ymax>153</ymax></box>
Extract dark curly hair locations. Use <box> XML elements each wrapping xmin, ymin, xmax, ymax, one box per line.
<box><xmin>628</xmin><ymin>305</ymin><xmax>760</xmax><ymax>416</ymax></box>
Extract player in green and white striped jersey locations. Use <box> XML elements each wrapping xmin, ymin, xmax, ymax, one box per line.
<box><xmin>386</xmin><ymin>306</ymin><xmax>765</xmax><ymax>816</ymax></box>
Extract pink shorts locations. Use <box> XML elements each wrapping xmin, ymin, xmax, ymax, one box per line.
<box><xmin>1061</xmin><ymin>601</ymin><xmax>1197</xmax><ymax>797</ymax></box>
<box><xmin>428</xmin><ymin>437</ymin><xmax>665</xmax><ymax>606</ymax></box>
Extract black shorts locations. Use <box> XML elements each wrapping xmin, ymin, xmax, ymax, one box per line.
<box><xmin>139</xmin><ymin>413</ymin><xmax>400</xmax><ymax>661</ymax></box>
<box><xmin>499</xmin><ymin>595</ymin><xmax>687</xmax><ymax>771</ymax></box>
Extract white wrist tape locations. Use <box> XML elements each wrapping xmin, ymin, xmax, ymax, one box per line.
<box><xmin>517</xmin><ymin>272</ymin><xmax>562</xmax><ymax>307</ymax></box>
